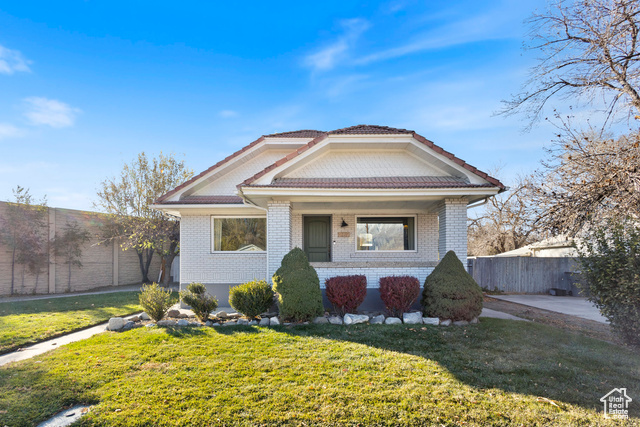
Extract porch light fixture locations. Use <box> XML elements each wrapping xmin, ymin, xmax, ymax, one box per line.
<box><xmin>341</xmin><ymin>218</ymin><xmax>348</xmax><ymax>227</ymax></box>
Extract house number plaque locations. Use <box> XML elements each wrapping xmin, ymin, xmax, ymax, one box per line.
<box><xmin>338</xmin><ymin>232</ymin><xmax>350</xmax><ymax>237</ymax></box>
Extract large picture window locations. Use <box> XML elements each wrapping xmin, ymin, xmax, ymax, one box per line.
<box><xmin>212</xmin><ymin>217</ymin><xmax>267</xmax><ymax>252</ymax></box>
<box><xmin>356</xmin><ymin>216</ymin><xmax>416</xmax><ymax>251</ymax></box>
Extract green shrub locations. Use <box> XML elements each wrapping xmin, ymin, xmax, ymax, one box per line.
<box><xmin>229</xmin><ymin>279</ymin><xmax>274</xmax><ymax>319</ymax></box>
<box><xmin>139</xmin><ymin>283</ymin><xmax>175</xmax><ymax>322</ymax></box>
<box><xmin>576</xmin><ymin>219</ymin><xmax>640</xmax><ymax>346</ymax></box>
<box><xmin>272</xmin><ymin>247</ymin><xmax>324</xmax><ymax>321</ymax></box>
<box><xmin>421</xmin><ymin>251</ymin><xmax>483</xmax><ymax>321</ymax></box>
<box><xmin>179</xmin><ymin>282</ymin><xmax>219</xmax><ymax>322</ymax></box>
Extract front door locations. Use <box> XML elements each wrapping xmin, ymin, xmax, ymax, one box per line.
<box><xmin>304</xmin><ymin>216</ymin><xmax>331</xmax><ymax>262</ymax></box>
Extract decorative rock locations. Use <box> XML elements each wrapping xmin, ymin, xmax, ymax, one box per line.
<box><xmin>177</xmin><ymin>313</ymin><xmax>188</xmax><ymax>319</ymax></box>
<box><xmin>167</xmin><ymin>309</ymin><xmax>180</xmax><ymax>318</ymax></box>
<box><xmin>129</xmin><ymin>315</ymin><xmax>140</xmax><ymax>322</ymax></box>
<box><xmin>189</xmin><ymin>321</ymin><xmax>201</xmax><ymax>327</ymax></box>
<box><xmin>423</xmin><ymin>317</ymin><xmax>440</xmax><ymax>326</ymax></box>
<box><xmin>270</xmin><ymin>317</ymin><xmax>280</xmax><ymax>326</ymax></box>
<box><xmin>237</xmin><ymin>318</ymin><xmax>249</xmax><ymax>326</ymax></box>
<box><xmin>157</xmin><ymin>319</ymin><xmax>177</xmax><ymax>326</ymax></box>
<box><xmin>313</xmin><ymin>316</ymin><xmax>329</xmax><ymax>324</ymax></box>
<box><xmin>139</xmin><ymin>312</ymin><xmax>151</xmax><ymax>321</ymax></box>
<box><xmin>176</xmin><ymin>319</ymin><xmax>190</xmax><ymax>327</ymax></box>
<box><xmin>204</xmin><ymin>321</ymin><xmax>213</xmax><ymax>327</ymax></box>
<box><xmin>216</xmin><ymin>311</ymin><xmax>229</xmax><ymax>319</ymax></box>
<box><xmin>259</xmin><ymin>317</ymin><xmax>270</xmax><ymax>326</ymax></box>
<box><xmin>440</xmin><ymin>319</ymin><xmax>452</xmax><ymax>326</ymax></box>
<box><xmin>248</xmin><ymin>320</ymin><xmax>258</xmax><ymax>326</ymax></box>
<box><xmin>384</xmin><ymin>317</ymin><xmax>402</xmax><ymax>325</ymax></box>
<box><xmin>188</xmin><ymin>314</ymin><xmax>196</xmax><ymax>319</ymax></box>
<box><xmin>403</xmin><ymin>312</ymin><xmax>423</xmax><ymax>324</ymax></box>
<box><xmin>470</xmin><ymin>317</ymin><xmax>479</xmax><ymax>324</ymax></box>
<box><xmin>107</xmin><ymin>317</ymin><xmax>126</xmax><ymax>331</ymax></box>
<box><xmin>284</xmin><ymin>322</ymin><xmax>292</xmax><ymax>326</ymax></box>
<box><xmin>145</xmin><ymin>323</ymin><xmax>155</xmax><ymax>328</ymax></box>
<box><xmin>122</xmin><ymin>321</ymin><xmax>136</xmax><ymax>331</ymax></box>
<box><xmin>212</xmin><ymin>323</ymin><xmax>221</xmax><ymax>327</ymax></box>
<box><xmin>328</xmin><ymin>316</ymin><xmax>343</xmax><ymax>325</ymax></box>
<box><xmin>453</xmin><ymin>320</ymin><xmax>469</xmax><ymax>326</ymax></box>
<box><xmin>370</xmin><ymin>315</ymin><xmax>385</xmax><ymax>324</ymax></box>
<box><xmin>223</xmin><ymin>320</ymin><xmax>237</xmax><ymax>326</ymax></box>
<box><xmin>344</xmin><ymin>314</ymin><xmax>369</xmax><ymax>325</ymax></box>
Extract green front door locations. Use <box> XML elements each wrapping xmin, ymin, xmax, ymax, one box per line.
<box><xmin>304</xmin><ymin>216</ymin><xmax>331</xmax><ymax>262</ymax></box>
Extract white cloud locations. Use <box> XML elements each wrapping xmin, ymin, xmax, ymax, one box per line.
<box><xmin>219</xmin><ymin>110</ymin><xmax>239</xmax><ymax>118</ymax></box>
<box><xmin>23</xmin><ymin>97</ymin><xmax>81</xmax><ymax>128</ymax></box>
<box><xmin>0</xmin><ymin>45</ymin><xmax>31</xmax><ymax>74</ymax></box>
<box><xmin>0</xmin><ymin>123</ymin><xmax>24</xmax><ymax>140</ymax></box>
<box><xmin>304</xmin><ymin>18</ymin><xmax>370</xmax><ymax>72</ymax></box>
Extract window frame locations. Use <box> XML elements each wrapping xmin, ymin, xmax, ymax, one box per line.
<box><xmin>354</xmin><ymin>214</ymin><xmax>418</xmax><ymax>253</ymax></box>
<box><xmin>210</xmin><ymin>215</ymin><xmax>267</xmax><ymax>254</ymax></box>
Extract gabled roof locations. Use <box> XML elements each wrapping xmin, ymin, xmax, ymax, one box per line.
<box><xmin>328</xmin><ymin>124</ymin><xmax>412</xmax><ymax>135</ymax></box>
<box><xmin>160</xmin><ymin>196</ymin><xmax>244</xmax><ymax>205</ymax></box>
<box><xmin>264</xmin><ymin>130</ymin><xmax>326</xmax><ymax>138</ymax></box>
<box><xmin>156</xmin><ymin>124</ymin><xmax>505</xmax><ymax>205</ymax></box>
<box><xmin>252</xmin><ymin>176</ymin><xmax>495</xmax><ymax>189</ymax></box>
<box><xmin>239</xmin><ymin>125</ymin><xmax>505</xmax><ymax>189</ymax></box>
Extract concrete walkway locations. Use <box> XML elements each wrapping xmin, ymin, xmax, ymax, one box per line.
<box><xmin>491</xmin><ymin>295</ymin><xmax>608</xmax><ymax>323</ymax></box>
<box><xmin>480</xmin><ymin>308</ymin><xmax>528</xmax><ymax>321</ymax></box>
<box><xmin>0</xmin><ymin>284</ymin><xmax>179</xmax><ymax>304</ymax></box>
<box><xmin>0</xmin><ymin>313</ymin><xmax>141</xmax><ymax>367</ymax></box>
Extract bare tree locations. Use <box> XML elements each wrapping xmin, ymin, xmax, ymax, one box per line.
<box><xmin>95</xmin><ymin>152</ymin><xmax>193</xmax><ymax>284</ymax></box>
<box><xmin>529</xmin><ymin>121</ymin><xmax>640</xmax><ymax>235</ymax></box>
<box><xmin>0</xmin><ymin>186</ymin><xmax>48</xmax><ymax>294</ymax></box>
<box><xmin>502</xmin><ymin>0</ymin><xmax>640</xmax><ymax>128</ymax></box>
<box><xmin>468</xmin><ymin>177</ymin><xmax>541</xmax><ymax>256</ymax></box>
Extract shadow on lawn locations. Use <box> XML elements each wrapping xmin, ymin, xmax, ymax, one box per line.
<box><xmin>271</xmin><ymin>318</ymin><xmax>640</xmax><ymax>417</ymax></box>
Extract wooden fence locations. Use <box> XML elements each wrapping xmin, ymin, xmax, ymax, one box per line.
<box><xmin>469</xmin><ymin>256</ymin><xmax>580</xmax><ymax>294</ymax></box>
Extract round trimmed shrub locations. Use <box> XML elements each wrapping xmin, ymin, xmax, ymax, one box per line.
<box><xmin>229</xmin><ymin>279</ymin><xmax>274</xmax><ymax>319</ymax></box>
<box><xmin>325</xmin><ymin>275</ymin><xmax>367</xmax><ymax>316</ymax></box>
<box><xmin>421</xmin><ymin>251</ymin><xmax>483</xmax><ymax>321</ymax></box>
<box><xmin>272</xmin><ymin>247</ymin><xmax>324</xmax><ymax>321</ymax></box>
<box><xmin>379</xmin><ymin>276</ymin><xmax>420</xmax><ymax>317</ymax></box>
<box><xmin>180</xmin><ymin>282</ymin><xmax>219</xmax><ymax>322</ymax></box>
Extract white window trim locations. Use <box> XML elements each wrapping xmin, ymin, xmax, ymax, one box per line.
<box><xmin>354</xmin><ymin>214</ymin><xmax>418</xmax><ymax>253</ymax></box>
<box><xmin>210</xmin><ymin>215</ymin><xmax>267</xmax><ymax>254</ymax></box>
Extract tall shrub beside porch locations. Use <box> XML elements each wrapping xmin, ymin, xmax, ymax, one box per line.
<box><xmin>272</xmin><ymin>247</ymin><xmax>324</xmax><ymax>321</ymax></box>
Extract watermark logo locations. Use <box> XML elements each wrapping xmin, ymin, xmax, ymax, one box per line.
<box><xmin>600</xmin><ymin>388</ymin><xmax>632</xmax><ymax>419</ymax></box>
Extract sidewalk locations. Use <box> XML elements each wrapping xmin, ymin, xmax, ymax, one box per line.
<box><xmin>0</xmin><ymin>313</ymin><xmax>141</xmax><ymax>367</ymax></box>
<box><xmin>491</xmin><ymin>294</ymin><xmax>608</xmax><ymax>323</ymax></box>
<box><xmin>0</xmin><ymin>284</ymin><xmax>179</xmax><ymax>304</ymax></box>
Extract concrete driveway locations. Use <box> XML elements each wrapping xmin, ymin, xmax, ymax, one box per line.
<box><xmin>491</xmin><ymin>295</ymin><xmax>608</xmax><ymax>323</ymax></box>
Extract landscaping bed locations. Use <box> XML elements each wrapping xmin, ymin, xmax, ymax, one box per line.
<box><xmin>0</xmin><ymin>319</ymin><xmax>638</xmax><ymax>426</ymax></box>
<box><xmin>0</xmin><ymin>291</ymin><xmax>142</xmax><ymax>354</ymax></box>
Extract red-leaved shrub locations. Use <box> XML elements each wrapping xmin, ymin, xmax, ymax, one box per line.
<box><xmin>379</xmin><ymin>276</ymin><xmax>420</xmax><ymax>317</ymax></box>
<box><xmin>325</xmin><ymin>275</ymin><xmax>367</xmax><ymax>316</ymax></box>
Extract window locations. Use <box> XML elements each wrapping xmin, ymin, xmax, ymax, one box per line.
<box><xmin>211</xmin><ymin>217</ymin><xmax>267</xmax><ymax>252</ymax></box>
<box><xmin>356</xmin><ymin>216</ymin><xmax>415</xmax><ymax>251</ymax></box>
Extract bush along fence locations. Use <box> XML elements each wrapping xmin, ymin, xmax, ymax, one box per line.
<box><xmin>107</xmin><ymin>249</ymin><xmax>483</xmax><ymax>331</ymax></box>
<box><xmin>0</xmin><ymin>201</ymin><xmax>161</xmax><ymax>296</ymax></box>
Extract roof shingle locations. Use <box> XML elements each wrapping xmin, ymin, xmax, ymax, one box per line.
<box><xmin>249</xmin><ymin>176</ymin><xmax>493</xmax><ymax>189</ymax></box>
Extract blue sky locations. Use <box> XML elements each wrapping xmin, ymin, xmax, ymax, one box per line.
<box><xmin>0</xmin><ymin>0</ymin><xmax>557</xmax><ymax>210</ymax></box>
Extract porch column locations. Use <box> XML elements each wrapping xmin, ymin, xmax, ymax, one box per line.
<box><xmin>438</xmin><ymin>198</ymin><xmax>468</xmax><ymax>269</ymax></box>
<box><xmin>267</xmin><ymin>201</ymin><xmax>292</xmax><ymax>282</ymax></box>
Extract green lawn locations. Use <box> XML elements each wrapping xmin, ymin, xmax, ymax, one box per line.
<box><xmin>0</xmin><ymin>319</ymin><xmax>638</xmax><ymax>426</ymax></box>
<box><xmin>0</xmin><ymin>292</ymin><xmax>142</xmax><ymax>354</ymax></box>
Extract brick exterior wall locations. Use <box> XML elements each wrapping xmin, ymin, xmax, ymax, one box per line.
<box><xmin>438</xmin><ymin>198</ymin><xmax>468</xmax><ymax>267</ymax></box>
<box><xmin>0</xmin><ymin>202</ymin><xmax>161</xmax><ymax>296</ymax></box>
<box><xmin>179</xmin><ymin>215</ymin><xmax>267</xmax><ymax>286</ymax></box>
<box><xmin>267</xmin><ymin>201</ymin><xmax>292</xmax><ymax>281</ymax></box>
<box><xmin>284</xmin><ymin>150</ymin><xmax>445</xmax><ymax>178</ymax></box>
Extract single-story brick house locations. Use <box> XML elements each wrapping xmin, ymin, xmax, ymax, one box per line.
<box><xmin>153</xmin><ymin>125</ymin><xmax>505</xmax><ymax>308</ymax></box>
